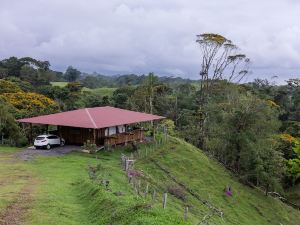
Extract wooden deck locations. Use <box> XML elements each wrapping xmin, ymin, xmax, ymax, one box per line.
<box><xmin>104</xmin><ymin>129</ymin><xmax>144</xmax><ymax>146</ymax></box>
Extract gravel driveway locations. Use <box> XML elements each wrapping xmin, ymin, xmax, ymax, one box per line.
<box><xmin>17</xmin><ymin>145</ymin><xmax>82</xmax><ymax>161</ymax></box>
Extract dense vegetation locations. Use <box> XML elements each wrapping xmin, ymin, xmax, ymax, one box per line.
<box><xmin>0</xmin><ymin>33</ymin><xmax>299</xmax><ymax>222</ymax></box>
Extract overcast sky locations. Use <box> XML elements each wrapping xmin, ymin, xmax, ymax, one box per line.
<box><xmin>0</xmin><ymin>0</ymin><xmax>299</xmax><ymax>82</ymax></box>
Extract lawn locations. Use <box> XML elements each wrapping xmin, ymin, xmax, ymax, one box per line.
<box><xmin>50</xmin><ymin>82</ymin><xmax>68</xmax><ymax>87</ymax></box>
<box><xmin>50</xmin><ymin>82</ymin><xmax>116</xmax><ymax>96</ymax></box>
<box><xmin>82</xmin><ymin>87</ymin><xmax>116</xmax><ymax>96</ymax></box>
<box><xmin>0</xmin><ymin>145</ymin><xmax>188</xmax><ymax>225</ymax></box>
<box><xmin>0</xmin><ymin>139</ymin><xmax>299</xmax><ymax>225</ymax></box>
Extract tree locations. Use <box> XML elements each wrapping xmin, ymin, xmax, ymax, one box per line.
<box><xmin>82</xmin><ymin>92</ymin><xmax>104</xmax><ymax>107</ymax></box>
<box><xmin>0</xmin><ymin>57</ymin><xmax>26</xmax><ymax>77</ymax></box>
<box><xmin>81</xmin><ymin>75</ymin><xmax>101</xmax><ymax>89</ymax></box>
<box><xmin>0</xmin><ymin>102</ymin><xmax>22</xmax><ymax>145</ymax></box>
<box><xmin>287</xmin><ymin>139</ymin><xmax>300</xmax><ymax>185</ymax></box>
<box><xmin>196</xmin><ymin>33</ymin><xmax>250</xmax><ymax>84</ymax></box>
<box><xmin>112</xmin><ymin>87</ymin><xmax>135</xmax><ymax>109</ymax></box>
<box><xmin>145</xmin><ymin>72</ymin><xmax>159</xmax><ymax>114</ymax></box>
<box><xmin>202</xmin><ymin>83</ymin><xmax>284</xmax><ymax>192</ymax></box>
<box><xmin>64</xmin><ymin>66</ymin><xmax>81</xmax><ymax>82</ymax></box>
<box><xmin>196</xmin><ymin>33</ymin><xmax>250</xmax><ymax>147</ymax></box>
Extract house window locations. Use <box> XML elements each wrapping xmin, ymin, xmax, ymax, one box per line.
<box><xmin>105</xmin><ymin>127</ymin><xmax>117</xmax><ymax>136</ymax></box>
<box><xmin>118</xmin><ymin>125</ymin><xmax>125</xmax><ymax>133</ymax></box>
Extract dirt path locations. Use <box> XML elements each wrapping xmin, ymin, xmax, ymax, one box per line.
<box><xmin>0</xmin><ymin>179</ymin><xmax>36</xmax><ymax>225</ymax></box>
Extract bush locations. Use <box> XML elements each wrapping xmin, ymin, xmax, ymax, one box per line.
<box><xmin>16</xmin><ymin>135</ymin><xmax>28</xmax><ymax>147</ymax></box>
<box><xmin>167</xmin><ymin>185</ymin><xmax>187</xmax><ymax>201</ymax></box>
<box><xmin>82</xmin><ymin>140</ymin><xmax>97</xmax><ymax>154</ymax></box>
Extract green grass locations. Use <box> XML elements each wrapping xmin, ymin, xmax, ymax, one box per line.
<box><xmin>287</xmin><ymin>184</ymin><xmax>300</xmax><ymax>205</ymax></box>
<box><xmin>50</xmin><ymin>82</ymin><xmax>68</xmax><ymax>87</ymax></box>
<box><xmin>0</xmin><ymin>139</ymin><xmax>299</xmax><ymax>225</ymax></box>
<box><xmin>135</xmin><ymin>138</ymin><xmax>300</xmax><ymax>225</ymax></box>
<box><xmin>0</xmin><ymin>147</ymin><xmax>30</xmax><ymax>211</ymax></box>
<box><xmin>50</xmin><ymin>82</ymin><xmax>116</xmax><ymax>96</ymax></box>
<box><xmin>82</xmin><ymin>87</ymin><xmax>116</xmax><ymax>96</ymax></box>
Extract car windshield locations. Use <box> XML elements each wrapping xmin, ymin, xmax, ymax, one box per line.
<box><xmin>36</xmin><ymin>137</ymin><xmax>45</xmax><ymax>140</ymax></box>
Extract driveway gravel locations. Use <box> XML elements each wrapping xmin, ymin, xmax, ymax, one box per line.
<box><xmin>17</xmin><ymin>145</ymin><xmax>82</xmax><ymax>161</ymax></box>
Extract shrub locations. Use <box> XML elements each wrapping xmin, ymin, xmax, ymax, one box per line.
<box><xmin>83</xmin><ymin>140</ymin><xmax>97</xmax><ymax>154</ymax></box>
<box><xmin>167</xmin><ymin>185</ymin><xmax>187</xmax><ymax>201</ymax></box>
<box><xmin>16</xmin><ymin>135</ymin><xmax>28</xmax><ymax>147</ymax></box>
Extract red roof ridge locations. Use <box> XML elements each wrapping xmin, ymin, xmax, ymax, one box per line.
<box><xmin>85</xmin><ymin>108</ymin><xmax>97</xmax><ymax>128</ymax></box>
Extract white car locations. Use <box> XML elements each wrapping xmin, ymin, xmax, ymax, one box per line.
<box><xmin>34</xmin><ymin>134</ymin><xmax>65</xmax><ymax>149</ymax></box>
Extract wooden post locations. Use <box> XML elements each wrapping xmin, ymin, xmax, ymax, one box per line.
<box><xmin>125</xmin><ymin>159</ymin><xmax>129</xmax><ymax>171</ymax></box>
<box><xmin>145</xmin><ymin>183</ymin><xmax>149</xmax><ymax>197</ymax></box>
<box><xmin>125</xmin><ymin>135</ymin><xmax>128</xmax><ymax>146</ymax></box>
<box><xmin>93</xmin><ymin>129</ymin><xmax>96</xmax><ymax>144</ymax></box>
<box><xmin>29</xmin><ymin>123</ymin><xmax>33</xmax><ymax>145</ymax></box>
<box><xmin>138</xmin><ymin>180</ymin><xmax>141</xmax><ymax>195</ymax></box>
<box><xmin>184</xmin><ymin>207</ymin><xmax>188</xmax><ymax>221</ymax></box>
<box><xmin>163</xmin><ymin>193</ymin><xmax>167</xmax><ymax>209</ymax></box>
<box><xmin>58</xmin><ymin>126</ymin><xmax>62</xmax><ymax>138</ymax></box>
<box><xmin>152</xmin><ymin>190</ymin><xmax>156</xmax><ymax>202</ymax></box>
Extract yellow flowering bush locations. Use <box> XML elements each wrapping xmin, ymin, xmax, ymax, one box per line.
<box><xmin>0</xmin><ymin>79</ymin><xmax>22</xmax><ymax>94</ymax></box>
<box><xmin>0</xmin><ymin>92</ymin><xmax>59</xmax><ymax>118</ymax></box>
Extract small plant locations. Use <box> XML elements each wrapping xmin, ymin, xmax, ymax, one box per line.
<box><xmin>82</xmin><ymin>140</ymin><xmax>97</xmax><ymax>154</ymax></box>
<box><xmin>167</xmin><ymin>185</ymin><xmax>187</xmax><ymax>201</ymax></box>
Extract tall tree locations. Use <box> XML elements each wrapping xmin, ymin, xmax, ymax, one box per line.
<box><xmin>64</xmin><ymin>66</ymin><xmax>81</xmax><ymax>82</ymax></box>
<box><xmin>196</xmin><ymin>33</ymin><xmax>250</xmax><ymax>147</ymax></box>
<box><xmin>202</xmin><ymin>83</ymin><xmax>284</xmax><ymax>193</ymax></box>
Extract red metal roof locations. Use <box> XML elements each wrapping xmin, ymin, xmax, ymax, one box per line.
<box><xmin>17</xmin><ymin>106</ymin><xmax>165</xmax><ymax>129</ymax></box>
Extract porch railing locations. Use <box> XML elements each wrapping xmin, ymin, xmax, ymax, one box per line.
<box><xmin>104</xmin><ymin>129</ymin><xmax>144</xmax><ymax>146</ymax></box>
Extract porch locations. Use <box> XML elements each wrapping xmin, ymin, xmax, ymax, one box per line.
<box><xmin>104</xmin><ymin>129</ymin><xmax>145</xmax><ymax>146</ymax></box>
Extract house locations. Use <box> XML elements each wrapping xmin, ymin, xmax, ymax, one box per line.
<box><xmin>17</xmin><ymin>106</ymin><xmax>165</xmax><ymax>146</ymax></box>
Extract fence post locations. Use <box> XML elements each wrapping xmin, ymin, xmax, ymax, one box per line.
<box><xmin>138</xmin><ymin>180</ymin><xmax>141</xmax><ymax>195</ymax></box>
<box><xmin>125</xmin><ymin>159</ymin><xmax>129</xmax><ymax>171</ymax></box>
<box><xmin>145</xmin><ymin>183</ymin><xmax>149</xmax><ymax>197</ymax></box>
<box><xmin>163</xmin><ymin>193</ymin><xmax>167</xmax><ymax>209</ymax></box>
<box><xmin>152</xmin><ymin>190</ymin><xmax>156</xmax><ymax>202</ymax></box>
<box><xmin>184</xmin><ymin>206</ymin><xmax>188</xmax><ymax>221</ymax></box>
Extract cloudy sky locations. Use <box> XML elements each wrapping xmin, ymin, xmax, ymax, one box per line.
<box><xmin>0</xmin><ymin>0</ymin><xmax>299</xmax><ymax>82</ymax></box>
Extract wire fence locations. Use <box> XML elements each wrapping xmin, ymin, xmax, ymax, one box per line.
<box><xmin>120</xmin><ymin>142</ymin><xmax>224</xmax><ymax>224</ymax></box>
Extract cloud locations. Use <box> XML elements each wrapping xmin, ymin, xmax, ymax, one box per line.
<box><xmin>0</xmin><ymin>0</ymin><xmax>299</xmax><ymax>82</ymax></box>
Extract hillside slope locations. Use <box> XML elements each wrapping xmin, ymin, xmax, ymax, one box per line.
<box><xmin>134</xmin><ymin>137</ymin><xmax>300</xmax><ymax>225</ymax></box>
<box><xmin>1</xmin><ymin>139</ymin><xmax>299</xmax><ymax>225</ymax></box>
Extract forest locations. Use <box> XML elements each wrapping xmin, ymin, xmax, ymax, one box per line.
<box><xmin>0</xmin><ymin>34</ymin><xmax>299</xmax><ymax>200</ymax></box>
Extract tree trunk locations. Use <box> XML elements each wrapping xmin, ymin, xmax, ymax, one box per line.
<box><xmin>265</xmin><ymin>184</ymin><xmax>269</xmax><ymax>196</ymax></box>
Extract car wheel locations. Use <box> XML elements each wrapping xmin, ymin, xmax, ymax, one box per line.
<box><xmin>46</xmin><ymin>144</ymin><xmax>51</xmax><ymax>150</ymax></box>
<box><xmin>60</xmin><ymin>141</ymin><xmax>65</xmax><ymax>146</ymax></box>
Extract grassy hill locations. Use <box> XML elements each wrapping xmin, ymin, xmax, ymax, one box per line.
<box><xmin>50</xmin><ymin>81</ymin><xmax>116</xmax><ymax>96</ymax></box>
<box><xmin>0</xmin><ymin>138</ymin><xmax>299</xmax><ymax>224</ymax></box>
<box><xmin>82</xmin><ymin>87</ymin><xmax>116</xmax><ymax>96</ymax></box>
<box><xmin>50</xmin><ymin>81</ymin><xmax>68</xmax><ymax>87</ymax></box>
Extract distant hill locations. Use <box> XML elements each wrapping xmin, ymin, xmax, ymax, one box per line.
<box><xmin>81</xmin><ymin>73</ymin><xmax>197</xmax><ymax>87</ymax></box>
